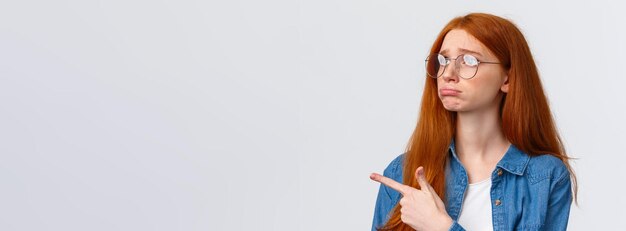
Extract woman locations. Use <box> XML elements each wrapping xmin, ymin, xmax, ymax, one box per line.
<box><xmin>369</xmin><ymin>13</ymin><xmax>577</xmax><ymax>231</ymax></box>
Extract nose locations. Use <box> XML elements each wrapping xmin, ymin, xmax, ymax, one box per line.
<box><xmin>441</xmin><ymin>60</ymin><xmax>459</xmax><ymax>83</ymax></box>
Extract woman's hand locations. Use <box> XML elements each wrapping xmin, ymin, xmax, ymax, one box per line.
<box><xmin>370</xmin><ymin>166</ymin><xmax>453</xmax><ymax>231</ymax></box>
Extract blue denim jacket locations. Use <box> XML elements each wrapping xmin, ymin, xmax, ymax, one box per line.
<box><xmin>371</xmin><ymin>140</ymin><xmax>573</xmax><ymax>231</ymax></box>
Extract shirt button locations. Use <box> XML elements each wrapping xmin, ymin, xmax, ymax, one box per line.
<box><xmin>497</xmin><ymin>169</ymin><xmax>503</xmax><ymax>176</ymax></box>
<box><xmin>495</xmin><ymin>199</ymin><xmax>502</xmax><ymax>206</ymax></box>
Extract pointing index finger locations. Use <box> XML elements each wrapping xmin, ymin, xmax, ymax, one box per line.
<box><xmin>370</xmin><ymin>173</ymin><xmax>409</xmax><ymax>196</ymax></box>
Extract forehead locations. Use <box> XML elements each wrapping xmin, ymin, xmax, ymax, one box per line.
<box><xmin>439</xmin><ymin>29</ymin><xmax>491</xmax><ymax>57</ymax></box>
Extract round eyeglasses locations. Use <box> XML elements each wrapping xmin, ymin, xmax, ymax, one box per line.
<box><xmin>425</xmin><ymin>53</ymin><xmax>501</xmax><ymax>79</ymax></box>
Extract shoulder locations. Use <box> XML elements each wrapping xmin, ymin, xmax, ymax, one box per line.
<box><xmin>382</xmin><ymin>153</ymin><xmax>405</xmax><ymax>185</ymax></box>
<box><xmin>525</xmin><ymin>154</ymin><xmax>570</xmax><ymax>185</ymax></box>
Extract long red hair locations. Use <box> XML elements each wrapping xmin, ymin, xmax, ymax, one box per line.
<box><xmin>378</xmin><ymin>13</ymin><xmax>578</xmax><ymax>231</ymax></box>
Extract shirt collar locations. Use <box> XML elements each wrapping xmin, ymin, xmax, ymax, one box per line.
<box><xmin>449</xmin><ymin>138</ymin><xmax>530</xmax><ymax>176</ymax></box>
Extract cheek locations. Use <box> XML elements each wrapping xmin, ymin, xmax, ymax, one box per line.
<box><xmin>469</xmin><ymin>79</ymin><xmax>505</xmax><ymax>104</ymax></box>
<box><xmin>485</xmin><ymin>77</ymin><xmax>507</xmax><ymax>95</ymax></box>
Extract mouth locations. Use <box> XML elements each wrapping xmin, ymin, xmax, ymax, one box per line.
<box><xmin>439</xmin><ymin>88</ymin><xmax>461</xmax><ymax>96</ymax></box>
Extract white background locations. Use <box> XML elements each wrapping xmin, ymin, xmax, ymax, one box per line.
<box><xmin>1</xmin><ymin>0</ymin><xmax>624</xmax><ymax>230</ymax></box>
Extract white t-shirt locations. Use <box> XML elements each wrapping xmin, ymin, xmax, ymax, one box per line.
<box><xmin>457</xmin><ymin>178</ymin><xmax>494</xmax><ymax>231</ymax></box>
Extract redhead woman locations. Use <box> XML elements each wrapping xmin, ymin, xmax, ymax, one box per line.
<box><xmin>369</xmin><ymin>13</ymin><xmax>577</xmax><ymax>231</ymax></box>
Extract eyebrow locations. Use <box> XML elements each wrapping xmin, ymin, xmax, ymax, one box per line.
<box><xmin>440</xmin><ymin>48</ymin><xmax>484</xmax><ymax>57</ymax></box>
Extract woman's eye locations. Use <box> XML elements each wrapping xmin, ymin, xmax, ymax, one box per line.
<box><xmin>437</xmin><ymin>55</ymin><xmax>447</xmax><ymax>65</ymax></box>
<box><xmin>463</xmin><ymin>55</ymin><xmax>479</xmax><ymax>66</ymax></box>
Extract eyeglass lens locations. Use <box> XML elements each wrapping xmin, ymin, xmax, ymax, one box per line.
<box><xmin>425</xmin><ymin>54</ymin><xmax>479</xmax><ymax>79</ymax></box>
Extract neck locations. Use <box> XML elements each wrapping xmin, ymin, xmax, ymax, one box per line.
<box><xmin>454</xmin><ymin>104</ymin><xmax>510</xmax><ymax>163</ymax></box>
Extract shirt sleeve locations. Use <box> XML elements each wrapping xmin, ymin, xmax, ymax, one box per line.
<box><xmin>371</xmin><ymin>154</ymin><xmax>403</xmax><ymax>231</ymax></box>
<box><xmin>542</xmin><ymin>170</ymin><xmax>573</xmax><ymax>230</ymax></box>
<box><xmin>448</xmin><ymin>221</ymin><xmax>466</xmax><ymax>231</ymax></box>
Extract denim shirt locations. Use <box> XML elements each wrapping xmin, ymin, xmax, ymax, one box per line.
<box><xmin>371</xmin><ymin>140</ymin><xmax>573</xmax><ymax>231</ymax></box>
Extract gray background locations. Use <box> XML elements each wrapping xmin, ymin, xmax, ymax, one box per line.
<box><xmin>1</xmin><ymin>0</ymin><xmax>624</xmax><ymax>230</ymax></box>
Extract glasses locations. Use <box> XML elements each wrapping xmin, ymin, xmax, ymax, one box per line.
<box><xmin>425</xmin><ymin>53</ymin><xmax>501</xmax><ymax>79</ymax></box>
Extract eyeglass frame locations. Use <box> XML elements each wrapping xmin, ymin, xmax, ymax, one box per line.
<box><xmin>424</xmin><ymin>53</ymin><xmax>501</xmax><ymax>79</ymax></box>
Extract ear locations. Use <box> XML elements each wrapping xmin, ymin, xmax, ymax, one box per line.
<box><xmin>500</xmin><ymin>75</ymin><xmax>509</xmax><ymax>93</ymax></box>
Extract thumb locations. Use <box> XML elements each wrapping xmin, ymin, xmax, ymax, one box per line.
<box><xmin>416</xmin><ymin>167</ymin><xmax>447</xmax><ymax>210</ymax></box>
<box><xmin>415</xmin><ymin>166</ymin><xmax>429</xmax><ymax>191</ymax></box>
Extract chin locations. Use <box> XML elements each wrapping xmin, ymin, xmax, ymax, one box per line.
<box><xmin>443</xmin><ymin>107</ymin><xmax>461</xmax><ymax>112</ymax></box>
<box><xmin>440</xmin><ymin>100</ymin><xmax>463</xmax><ymax>111</ymax></box>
